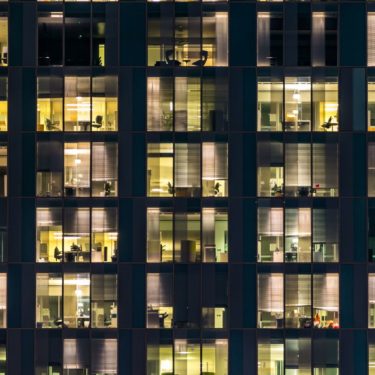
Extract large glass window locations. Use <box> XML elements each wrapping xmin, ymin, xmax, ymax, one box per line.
<box><xmin>38</xmin><ymin>11</ymin><xmax>63</xmax><ymax>66</ymax></box>
<box><xmin>91</xmin><ymin>339</ymin><xmax>118</xmax><ymax>374</ymax></box>
<box><xmin>0</xmin><ymin>78</ymin><xmax>6</xmax><ymax>132</ymax></box>
<box><xmin>147</xmin><ymin>142</ymin><xmax>228</xmax><ymax>197</ymax></box>
<box><xmin>0</xmin><ymin>274</ymin><xmax>5</xmax><ymax>328</ymax></box>
<box><xmin>313</xmin><ymin>273</ymin><xmax>339</xmax><ymax>329</ymax></box>
<box><xmin>313</xmin><ymin>336</ymin><xmax>339</xmax><ymax>374</ymax></box>
<box><xmin>63</xmin><ymin>338</ymin><xmax>89</xmax><ymax>373</ymax></box>
<box><xmin>258</xmin><ymin>338</ymin><xmax>284</xmax><ymax>375</ymax></box>
<box><xmin>36</xmin><ymin>208</ymin><xmax>63</xmax><ymax>262</ymax></box>
<box><xmin>369</xmin><ymin>143</ymin><xmax>375</xmax><ymax>196</ymax></box>
<box><xmin>257</xmin><ymin>78</ymin><xmax>283</xmax><ymax>131</ymax></box>
<box><xmin>284</xmin><ymin>77</ymin><xmax>311</xmax><ymax>132</ymax></box>
<box><xmin>257</xmin><ymin>141</ymin><xmax>284</xmax><ymax>197</ymax></box>
<box><xmin>174</xmin><ymin>339</ymin><xmax>201</xmax><ymax>375</ymax></box>
<box><xmin>312</xmin><ymin>78</ymin><xmax>339</xmax><ymax>132</ymax></box>
<box><xmin>147</xmin><ymin>273</ymin><xmax>173</xmax><ymax>329</ymax></box>
<box><xmin>312</xmin><ymin>12</ymin><xmax>338</xmax><ymax>67</ymax></box>
<box><xmin>0</xmin><ymin>200</ymin><xmax>6</xmax><ymax>263</ymax></box>
<box><xmin>148</xmin><ymin>9</ymin><xmax>228</xmax><ymax>67</ymax></box>
<box><xmin>0</xmin><ymin>15</ymin><xmax>7</xmax><ymax>68</ymax></box>
<box><xmin>369</xmin><ymin>78</ymin><xmax>375</xmax><ymax>131</ymax></box>
<box><xmin>0</xmin><ymin>144</ymin><xmax>6</xmax><ymax>196</ymax></box>
<box><xmin>64</xmin><ymin>208</ymin><xmax>90</xmax><ymax>263</ymax></box>
<box><xmin>257</xmin><ymin>12</ymin><xmax>283</xmax><ymax>66</ymax></box>
<box><xmin>92</xmin><ymin>142</ymin><xmax>118</xmax><ymax>197</ymax></box>
<box><xmin>285</xmin><ymin>274</ymin><xmax>311</xmax><ymax>328</ymax></box>
<box><xmin>285</xmin><ymin>337</ymin><xmax>311</xmax><ymax>374</ymax></box>
<box><xmin>147</xmin><ymin>207</ymin><xmax>228</xmax><ymax>264</ymax></box>
<box><xmin>36</xmin><ymin>273</ymin><xmax>62</xmax><ymax>328</ymax></box>
<box><xmin>257</xmin><ymin>273</ymin><xmax>284</xmax><ymax>328</ymax></box>
<box><xmin>370</xmin><ymin>340</ymin><xmax>375</xmax><ymax>375</ymax></box>
<box><xmin>258</xmin><ymin>207</ymin><xmax>284</xmax><ymax>263</ymax></box>
<box><xmin>37</xmin><ymin>207</ymin><xmax>118</xmax><ymax>263</ymax></box>
<box><xmin>285</xmin><ymin>208</ymin><xmax>311</xmax><ymax>263</ymax></box>
<box><xmin>147</xmin><ymin>340</ymin><xmax>173</xmax><ymax>375</ymax></box>
<box><xmin>64</xmin><ymin>76</ymin><xmax>118</xmax><ymax>132</ymax></box>
<box><xmin>37</xmin><ymin>76</ymin><xmax>63</xmax><ymax>131</ymax></box>
<box><xmin>63</xmin><ymin>273</ymin><xmax>90</xmax><ymax>328</ymax></box>
<box><xmin>370</xmin><ymin>274</ymin><xmax>375</xmax><ymax>328</ymax></box>
<box><xmin>369</xmin><ymin>13</ymin><xmax>375</xmax><ymax>67</ymax></box>
<box><xmin>91</xmin><ymin>274</ymin><xmax>117</xmax><ymax>328</ymax></box>
<box><xmin>91</xmin><ymin>208</ymin><xmax>118</xmax><ymax>263</ymax></box>
<box><xmin>313</xmin><ymin>207</ymin><xmax>339</xmax><ymax>262</ymax></box>
<box><xmin>64</xmin><ymin>142</ymin><xmax>91</xmax><ymax>197</ymax></box>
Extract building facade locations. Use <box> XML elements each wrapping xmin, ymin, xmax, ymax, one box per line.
<box><xmin>0</xmin><ymin>0</ymin><xmax>373</xmax><ymax>374</ymax></box>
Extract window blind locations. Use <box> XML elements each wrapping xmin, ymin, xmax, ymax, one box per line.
<box><xmin>369</xmin><ymin>14</ymin><xmax>375</xmax><ymax>66</ymax></box>
<box><xmin>258</xmin><ymin>273</ymin><xmax>283</xmax><ymax>313</ymax></box>
<box><xmin>92</xmin><ymin>142</ymin><xmax>118</xmax><ymax>182</ymax></box>
<box><xmin>258</xmin><ymin>207</ymin><xmax>283</xmax><ymax>236</ymax></box>
<box><xmin>91</xmin><ymin>339</ymin><xmax>117</xmax><ymax>374</ymax></box>
<box><xmin>175</xmin><ymin>143</ymin><xmax>200</xmax><ymax>188</ymax></box>
<box><xmin>313</xmin><ymin>274</ymin><xmax>339</xmax><ymax>311</ymax></box>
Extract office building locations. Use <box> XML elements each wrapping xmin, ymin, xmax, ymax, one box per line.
<box><xmin>0</xmin><ymin>0</ymin><xmax>373</xmax><ymax>373</ymax></box>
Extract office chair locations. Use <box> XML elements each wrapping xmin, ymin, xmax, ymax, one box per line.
<box><xmin>192</xmin><ymin>50</ymin><xmax>208</xmax><ymax>67</ymax></box>
<box><xmin>54</xmin><ymin>246</ymin><xmax>63</xmax><ymax>261</ymax></box>
<box><xmin>45</xmin><ymin>118</ymin><xmax>60</xmax><ymax>131</ymax></box>
<box><xmin>165</xmin><ymin>50</ymin><xmax>181</xmax><ymax>66</ymax></box>
<box><xmin>321</xmin><ymin>116</ymin><xmax>338</xmax><ymax>131</ymax></box>
<box><xmin>91</xmin><ymin>115</ymin><xmax>103</xmax><ymax>129</ymax></box>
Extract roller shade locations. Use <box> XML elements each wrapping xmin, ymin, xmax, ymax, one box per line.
<box><xmin>147</xmin><ymin>273</ymin><xmax>173</xmax><ymax>307</ymax></box>
<box><xmin>313</xmin><ymin>208</ymin><xmax>338</xmax><ymax>244</ymax></box>
<box><xmin>313</xmin><ymin>274</ymin><xmax>339</xmax><ymax>311</ymax></box>
<box><xmin>369</xmin><ymin>14</ymin><xmax>375</xmax><ymax>66</ymax></box>
<box><xmin>285</xmin><ymin>208</ymin><xmax>311</xmax><ymax>236</ymax></box>
<box><xmin>37</xmin><ymin>207</ymin><xmax>62</xmax><ymax>227</ymax></box>
<box><xmin>91</xmin><ymin>208</ymin><xmax>117</xmax><ymax>232</ymax></box>
<box><xmin>202</xmin><ymin>142</ymin><xmax>228</xmax><ymax>180</ymax></box>
<box><xmin>257</xmin><ymin>141</ymin><xmax>283</xmax><ymax>166</ymax></box>
<box><xmin>64</xmin><ymin>208</ymin><xmax>90</xmax><ymax>235</ymax></box>
<box><xmin>258</xmin><ymin>273</ymin><xmax>283</xmax><ymax>313</ymax></box>
<box><xmin>313</xmin><ymin>143</ymin><xmax>338</xmax><ymax>189</ymax></box>
<box><xmin>63</xmin><ymin>339</ymin><xmax>89</xmax><ymax>369</ymax></box>
<box><xmin>91</xmin><ymin>274</ymin><xmax>117</xmax><ymax>301</ymax></box>
<box><xmin>37</xmin><ymin>141</ymin><xmax>63</xmax><ymax>172</ymax></box>
<box><xmin>285</xmin><ymin>143</ymin><xmax>311</xmax><ymax>188</ymax></box>
<box><xmin>285</xmin><ymin>274</ymin><xmax>311</xmax><ymax>307</ymax></box>
<box><xmin>258</xmin><ymin>207</ymin><xmax>283</xmax><ymax>236</ymax></box>
<box><xmin>91</xmin><ymin>339</ymin><xmax>117</xmax><ymax>374</ymax></box>
<box><xmin>174</xmin><ymin>143</ymin><xmax>200</xmax><ymax>188</ymax></box>
<box><xmin>92</xmin><ymin>142</ymin><xmax>118</xmax><ymax>182</ymax></box>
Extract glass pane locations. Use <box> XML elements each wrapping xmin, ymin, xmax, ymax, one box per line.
<box><xmin>38</xmin><ymin>12</ymin><xmax>61</xmax><ymax>66</ymax></box>
<box><xmin>202</xmin><ymin>339</ymin><xmax>228</xmax><ymax>374</ymax></box>
<box><xmin>147</xmin><ymin>343</ymin><xmax>173</xmax><ymax>375</ymax></box>
<box><xmin>174</xmin><ymin>340</ymin><xmax>200</xmax><ymax>375</ymax></box>
<box><xmin>64</xmin><ymin>142</ymin><xmax>91</xmax><ymax>197</ymax></box>
<box><xmin>36</xmin><ymin>273</ymin><xmax>62</xmax><ymax>328</ymax></box>
<box><xmin>147</xmin><ymin>143</ymin><xmax>174</xmax><ymax>197</ymax></box>
<box><xmin>258</xmin><ymin>273</ymin><xmax>284</xmax><ymax>328</ymax></box>
<box><xmin>63</xmin><ymin>273</ymin><xmax>90</xmax><ymax>328</ymax></box>
<box><xmin>36</xmin><ymin>208</ymin><xmax>63</xmax><ymax>262</ymax></box>
<box><xmin>258</xmin><ymin>339</ymin><xmax>284</xmax><ymax>375</ymax></box>
<box><xmin>258</xmin><ymin>207</ymin><xmax>284</xmax><ymax>263</ymax></box>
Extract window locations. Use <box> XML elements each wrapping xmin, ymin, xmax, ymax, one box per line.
<box><xmin>63</xmin><ymin>273</ymin><xmax>90</xmax><ymax>328</ymax></box>
<box><xmin>36</xmin><ymin>207</ymin><xmax>118</xmax><ymax>263</ymax></box>
<box><xmin>313</xmin><ymin>336</ymin><xmax>339</xmax><ymax>374</ymax></box>
<box><xmin>285</xmin><ymin>142</ymin><xmax>338</xmax><ymax>197</ymax></box>
<box><xmin>258</xmin><ymin>207</ymin><xmax>284</xmax><ymax>263</ymax></box>
<box><xmin>64</xmin><ymin>142</ymin><xmax>90</xmax><ymax>197</ymax></box>
<box><xmin>147</xmin><ymin>339</ymin><xmax>228</xmax><ymax>375</ymax></box>
<box><xmin>36</xmin><ymin>273</ymin><xmax>62</xmax><ymax>328</ymax></box>
<box><xmin>257</xmin><ymin>338</ymin><xmax>284</xmax><ymax>375</ymax></box>
<box><xmin>285</xmin><ymin>274</ymin><xmax>311</xmax><ymax>328</ymax></box>
<box><xmin>64</xmin><ymin>76</ymin><xmax>118</xmax><ymax>132</ymax></box>
<box><xmin>147</xmin><ymin>142</ymin><xmax>228</xmax><ymax>197</ymax></box>
<box><xmin>370</xmin><ymin>274</ymin><xmax>375</xmax><ymax>328</ymax></box>
<box><xmin>91</xmin><ymin>208</ymin><xmax>118</xmax><ymax>262</ymax></box>
<box><xmin>312</xmin><ymin>77</ymin><xmax>339</xmax><ymax>131</ymax></box>
<box><xmin>369</xmin><ymin>13</ymin><xmax>375</xmax><ymax>66</ymax></box>
<box><xmin>38</xmin><ymin>11</ymin><xmax>63</xmax><ymax>66</ymax></box>
<box><xmin>147</xmin><ymin>273</ymin><xmax>173</xmax><ymax>329</ymax></box>
<box><xmin>37</xmin><ymin>76</ymin><xmax>63</xmax><ymax>131</ymax></box>
<box><xmin>369</xmin><ymin>78</ymin><xmax>375</xmax><ymax>131</ymax></box>
<box><xmin>313</xmin><ymin>207</ymin><xmax>339</xmax><ymax>262</ymax></box>
<box><xmin>148</xmin><ymin>9</ymin><xmax>228</xmax><ymax>67</ymax></box>
<box><xmin>91</xmin><ymin>274</ymin><xmax>117</xmax><ymax>328</ymax></box>
<box><xmin>257</xmin><ymin>12</ymin><xmax>283</xmax><ymax>66</ymax></box>
<box><xmin>0</xmin><ymin>14</ymin><xmax>6</xmax><ymax>68</ymax></box>
<box><xmin>0</xmin><ymin>144</ymin><xmax>6</xmax><ymax>196</ymax></box>
<box><xmin>0</xmin><ymin>78</ymin><xmax>6</xmax><ymax>132</ymax></box>
<box><xmin>36</xmin><ymin>208</ymin><xmax>63</xmax><ymax>262</ymax></box>
<box><xmin>313</xmin><ymin>273</ymin><xmax>339</xmax><ymax>329</ymax></box>
<box><xmin>284</xmin><ymin>77</ymin><xmax>311</xmax><ymax>131</ymax></box>
<box><xmin>257</xmin><ymin>141</ymin><xmax>284</xmax><ymax>196</ymax></box>
<box><xmin>312</xmin><ymin>12</ymin><xmax>338</xmax><ymax>67</ymax></box>
<box><xmin>64</xmin><ymin>339</ymin><xmax>90</xmax><ymax>373</ymax></box>
<box><xmin>370</xmin><ymin>340</ymin><xmax>375</xmax><ymax>375</ymax></box>
<box><xmin>257</xmin><ymin>273</ymin><xmax>284</xmax><ymax>328</ymax></box>
<box><xmin>0</xmin><ymin>199</ymin><xmax>6</xmax><ymax>262</ymax></box>
<box><xmin>285</xmin><ymin>337</ymin><xmax>311</xmax><ymax>374</ymax></box>
<box><xmin>369</xmin><ymin>143</ymin><xmax>375</xmax><ymax>196</ymax></box>
<box><xmin>0</xmin><ymin>274</ymin><xmax>5</xmax><ymax>328</ymax></box>
<box><xmin>258</xmin><ymin>76</ymin><xmax>338</xmax><ymax>132</ymax></box>
<box><xmin>147</xmin><ymin>207</ymin><xmax>228</xmax><ymax>263</ymax></box>
<box><xmin>92</xmin><ymin>143</ymin><xmax>118</xmax><ymax>197</ymax></box>
<box><xmin>91</xmin><ymin>339</ymin><xmax>118</xmax><ymax>374</ymax></box>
